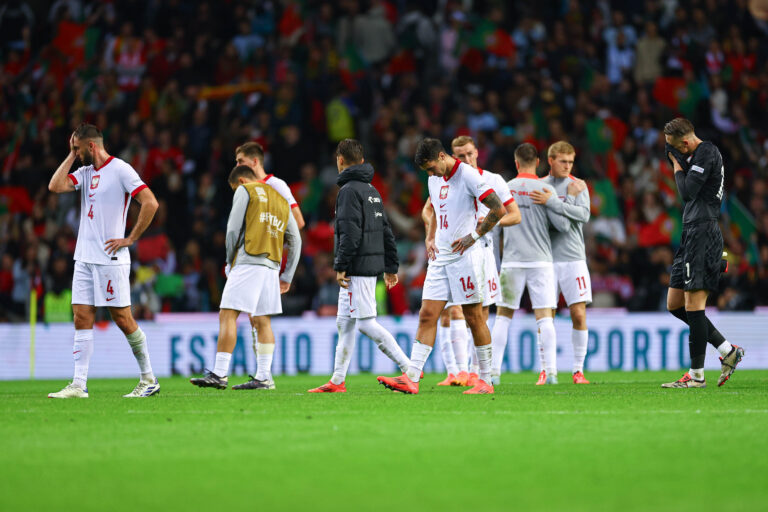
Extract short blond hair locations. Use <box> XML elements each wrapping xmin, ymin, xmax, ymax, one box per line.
<box><xmin>547</xmin><ymin>141</ymin><xmax>575</xmax><ymax>159</ymax></box>
<box><xmin>451</xmin><ymin>135</ymin><xmax>476</xmax><ymax>149</ymax></box>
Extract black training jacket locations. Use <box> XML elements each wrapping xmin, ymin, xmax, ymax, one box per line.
<box><xmin>333</xmin><ymin>163</ymin><xmax>398</xmax><ymax>277</ymax></box>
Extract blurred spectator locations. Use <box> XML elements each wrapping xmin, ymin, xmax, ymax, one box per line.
<box><xmin>1</xmin><ymin>1</ymin><xmax>768</xmax><ymax>322</ymax></box>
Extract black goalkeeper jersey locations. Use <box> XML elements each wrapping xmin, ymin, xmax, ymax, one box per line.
<box><xmin>673</xmin><ymin>141</ymin><xmax>724</xmax><ymax>224</ymax></box>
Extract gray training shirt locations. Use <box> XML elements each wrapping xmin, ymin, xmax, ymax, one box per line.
<box><xmin>225</xmin><ymin>185</ymin><xmax>302</xmax><ymax>283</ymax></box>
<box><xmin>540</xmin><ymin>175</ymin><xmax>590</xmax><ymax>262</ymax></box>
<box><xmin>501</xmin><ymin>173</ymin><xmax>570</xmax><ymax>267</ymax></box>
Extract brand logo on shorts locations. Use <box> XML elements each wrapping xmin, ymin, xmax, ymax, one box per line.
<box><xmin>90</xmin><ymin>176</ymin><xmax>100</xmax><ymax>190</ymax></box>
<box><xmin>439</xmin><ymin>186</ymin><xmax>449</xmax><ymax>200</ymax></box>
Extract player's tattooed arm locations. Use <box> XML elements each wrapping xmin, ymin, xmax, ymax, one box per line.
<box><xmin>105</xmin><ymin>187</ymin><xmax>159</xmax><ymax>254</ymax></box>
<box><xmin>451</xmin><ymin>192</ymin><xmax>504</xmax><ymax>255</ymax></box>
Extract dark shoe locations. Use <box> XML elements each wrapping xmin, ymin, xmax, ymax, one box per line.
<box><xmin>190</xmin><ymin>370</ymin><xmax>228</xmax><ymax>389</ymax></box>
<box><xmin>232</xmin><ymin>375</ymin><xmax>276</xmax><ymax>390</ymax></box>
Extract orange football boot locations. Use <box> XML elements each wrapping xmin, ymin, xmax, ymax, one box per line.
<box><xmin>451</xmin><ymin>371</ymin><xmax>470</xmax><ymax>386</ymax></box>
<box><xmin>308</xmin><ymin>381</ymin><xmax>347</xmax><ymax>393</ymax></box>
<box><xmin>466</xmin><ymin>372</ymin><xmax>480</xmax><ymax>387</ymax></box>
<box><xmin>437</xmin><ymin>374</ymin><xmax>456</xmax><ymax>386</ymax></box>
<box><xmin>535</xmin><ymin>370</ymin><xmax>547</xmax><ymax>385</ymax></box>
<box><xmin>463</xmin><ymin>380</ymin><xmax>494</xmax><ymax>394</ymax></box>
<box><xmin>572</xmin><ymin>371</ymin><xmax>590</xmax><ymax>384</ymax></box>
<box><xmin>377</xmin><ymin>373</ymin><xmax>419</xmax><ymax>394</ymax></box>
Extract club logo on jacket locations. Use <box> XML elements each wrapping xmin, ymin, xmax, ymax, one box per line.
<box><xmin>90</xmin><ymin>176</ymin><xmax>100</xmax><ymax>189</ymax></box>
<box><xmin>439</xmin><ymin>186</ymin><xmax>449</xmax><ymax>199</ymax></box>
<box><xmin>368</xmin><ymin>196</ymin><xmax>381</xmax><ymax>204</ymax></box>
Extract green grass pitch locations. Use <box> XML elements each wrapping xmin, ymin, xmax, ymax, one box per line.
<box><xmin>1</xmin><ymin>370</ymin><xmax>767</xmax><ymax>512</ymax></box>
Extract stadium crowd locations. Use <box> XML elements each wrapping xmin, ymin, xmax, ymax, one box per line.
<box><xmin>1</xmin><ymin>0</ymin><xmax>768</xmax><ymax>322</ymax></box>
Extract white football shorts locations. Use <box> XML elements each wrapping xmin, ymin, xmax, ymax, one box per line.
<box><xmin>498</xmin><ymin>265</ymin><xmax>556</xmax><ymax>310</ymax></box>
<box><xmin>337</xmin><ymin>275</ymin><xmax>377</xmax><ymax>319</ymax></box>
<box><xmin>72</xmin><ymin>261</ymin><xmax>131</xmax><ymax>308</ymax></box>
<box><xmin>554</xmin><ymin>260</ymin><xmax>592</xmax><ymax>306</ymax></box>
<box><xmin>482</xmin><ymin>245</ymin><xmax>500</xmax><ymax>307</ymax></box>
<box><xmin>423</xmin><ymin>248</ymin><xmax>485</xmax><ymax>305</ymax></box>
<box><xmin>220</xmin><ymin>263</ymin><xmax>282</xmax><ymax>316</ymax></box>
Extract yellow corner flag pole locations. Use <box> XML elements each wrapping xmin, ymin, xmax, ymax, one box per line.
<box><xmin>29</xmin><ymin>289</ymin><xmax>37</xmax><ymax>380</ymax></box>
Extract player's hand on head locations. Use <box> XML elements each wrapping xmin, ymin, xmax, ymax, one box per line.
<box><xmin>279</xmin><ymin>280</ymin><xmax>290</xmax><ymax>294</ymax></box>
<box><xmin>451</xmin><ymin>234</ymin><xmax>475</xmax><ymax>255</ymax></box>
<box><xmin>530</xmin><ymin>188</ymin><xmax>553</xmax><ymax>204</ymax></box>
<box><xmin>336</xmin><ymin>271</ymin><xmax>350</xmax><ymax>289</ymax></box>
<box><xmin>69</xmin><ymin>132</ymin><xmax>76</xmax><ymax>155</ymax></box>
<box><xmin>104</xmin><ymin>237</ymin><xmax>134</xmax><ymax>255</ymax></box>
<box><xmin>384</xmin><ymin>272</ymin><xmax>398</xmax><ymax>289</ymax></box>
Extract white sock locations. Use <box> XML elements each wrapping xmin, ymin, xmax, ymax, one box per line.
<box><xmin>406</xmin><ymin>341</ymin><xmax>432</xmax><ymax>382</ymax></box>
<box><xmin>537</xmin><ymin>329</ymin><xmax>545</xmax><ymax>371</ymax></box>
<box><xmin>572</xmin><ymin>329</ymin><xmax>588</xmax><ymax>373</ymax></box>
<box><xmin>491</xmin><ymin>315</ymin><xmax>511</xmax><ymax>374</ymax></box>
<box><xmin>358</xmin><ymin>317</ymin><xmax>410</xmax><ymax>373</ymax></box>
<box><xmin>213</xmin><ymin>352</ymin><xmax>231</xmax><ymax>377</ymax></box>
<box><xmin>717</xmin><ymin>340</ymin><xmax>733</xmax><ymax>357</ymax></box>
<box><xmin>255</xmin><ymin>343</ymin><xmax>274</xmax><ymax>381</ymax></box>
<box><xmin>438</xmin><ymin>325</ymin><xmax>459</xmax><ymax>375</ymax></box>
<box><xmin>689</xmin><ymin>368</ymin><xmax>704</xmax><ymax>380</ymax></box>
<box><xmin>537</xmin><ymin>317</ymin><xmax>557</xmax><ymax>376</ymax></box>
<box><xmin>72</xmin><ymin>329</ymin><xmax>94</xmax><ymax>389</ymax></box>
<box><xmin>451</xmin><ymin>320</ymin><xmax>468</xmax><ymax>372</ymax></box>
<box><xmin>475</xmin><ymin>344</ymin><xmax>493</xmax><ymax>385</ymax></box>
<box><xmin>126</xmin><ymin>328</ymin><xmax>154</xmax><ymax>382</ymax></box>
<box><xmin>331</xmin><ymin>316</ymin><xmax>356</xmax><ymax>385</ymax></box>
<box><xmin>469</xmin><ymin>337</ymin><xmax>479</xmax><ymax>374</ymax></box>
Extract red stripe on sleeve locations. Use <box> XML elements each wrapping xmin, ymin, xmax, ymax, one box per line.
<box><xmin>68</xmin><ymin>174</ymin><xmax>78</xmax><ymax>185</ymax></box>
<box><xmin>290</xmin><ymin>203</ymin><xmax>298</xmax><ymax>209</ymax></box>
<box><xmin>130</xmin><ymin>184</ymin><xmax>148</xmax><ymax>197</ymax></box>
<box><xmin>503</xmin><ymin>197</ymin><xmax>515</xmax><ymax>206</ymax></box>
<box><xmin>478</xmin><ymin>188</ymin><xmax>495</xmax><ymax>202</ymax></box>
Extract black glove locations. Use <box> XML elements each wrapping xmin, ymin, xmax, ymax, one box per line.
<box><xmin>665</xmin><ymin>142</ymin><xmax>689</xmax><ymax>172</ymax></box>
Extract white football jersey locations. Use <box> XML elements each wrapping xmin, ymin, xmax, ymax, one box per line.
<box><xmin>68</xmin><ymin>156</ymin><xmax>147</xmax><ymax>265</ymax></box>
<box><xmin>428</xmin><ymin>160</ymin><xmax>494</xmax><ymax>266</ymax></box>
<box><xmin>262</xmin><ymin>174</ymin><xmax>298</xmax><ymax>208</ymax></box>
<box><xmin>476</xmin><ymin>169</ymin><xmax>514</xmax><ymax>245</ymax></box>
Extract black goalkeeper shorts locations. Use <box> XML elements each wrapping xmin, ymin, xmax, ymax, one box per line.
<box><xmin>670</xmin><ymin>220</ymin><xmax>723</xmax><ymax>292</ymax></box>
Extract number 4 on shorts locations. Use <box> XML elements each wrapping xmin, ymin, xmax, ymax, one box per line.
<box><xmin>106</xmin><ymin>280</ymin><xmax>114</xmax><ymax>295</ymax></box>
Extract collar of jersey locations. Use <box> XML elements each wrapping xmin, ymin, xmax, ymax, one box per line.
<box><xmin>260</xmin><ymin>174</ymin><xmax>273</xmax><ymax>183</ymax></box>
<box><xmin>94</xmin><ymin>156</ymin><xmax>114</xmax><ymax>172</ymax></box>
<box><xmin>517</xmin><ymin>172</ymin><xmax>538</xmax><ymax>179</ymax></box>
<box><xmin>443</xmin><ymin>159</ymin><xmax>461</xmax><ymax>181</ymax></box>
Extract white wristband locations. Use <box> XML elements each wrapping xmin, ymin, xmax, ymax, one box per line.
<box><xmin>470</xmin><ymin>231</ymin><xmax>481</xmax><ymax>241</ymax></box>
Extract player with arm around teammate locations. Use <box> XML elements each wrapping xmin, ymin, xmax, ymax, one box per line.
<box><xmin>47</xmin><ymin>124</ymin><xmax>160</xmax><ymax>398</ymax></box>
<box><xmin>377</xmin><ymin>138</ymin><xmax>506</xmax><ymax>395</ymax></box>
<box><xmin>490</xmin><ymin>143</ymin><xmax>570</xmax><ymax>386</ymax></box>
<box><xmin>307</xmin><ymin>139</ymin><xmax>410</xmax><ymax>392</ymax></box>
<box><xmin>190</xmin><ymin>165</ymin><xmax>301</xmax><ymax>390</ymax></box>
<box><xmin>531</xmin><ymin>141</ymin><xmax>592</xmax><ymax>384</ymax></box>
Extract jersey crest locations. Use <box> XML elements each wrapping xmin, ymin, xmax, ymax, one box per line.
<box><xmin>439</xmin><ymin>185</ymin><xmax>449</xmax><ymax>199</ymax></box>
<box><xmin>90</xmin><ymin>176</ymin><xmax>100</xmax><ymax>190</ymax></box>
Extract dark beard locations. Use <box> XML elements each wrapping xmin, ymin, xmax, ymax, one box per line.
<box><xmin>81</xmin><ymin>150</ymin><xmax>93</xmax><ymax>166</ymax></box>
